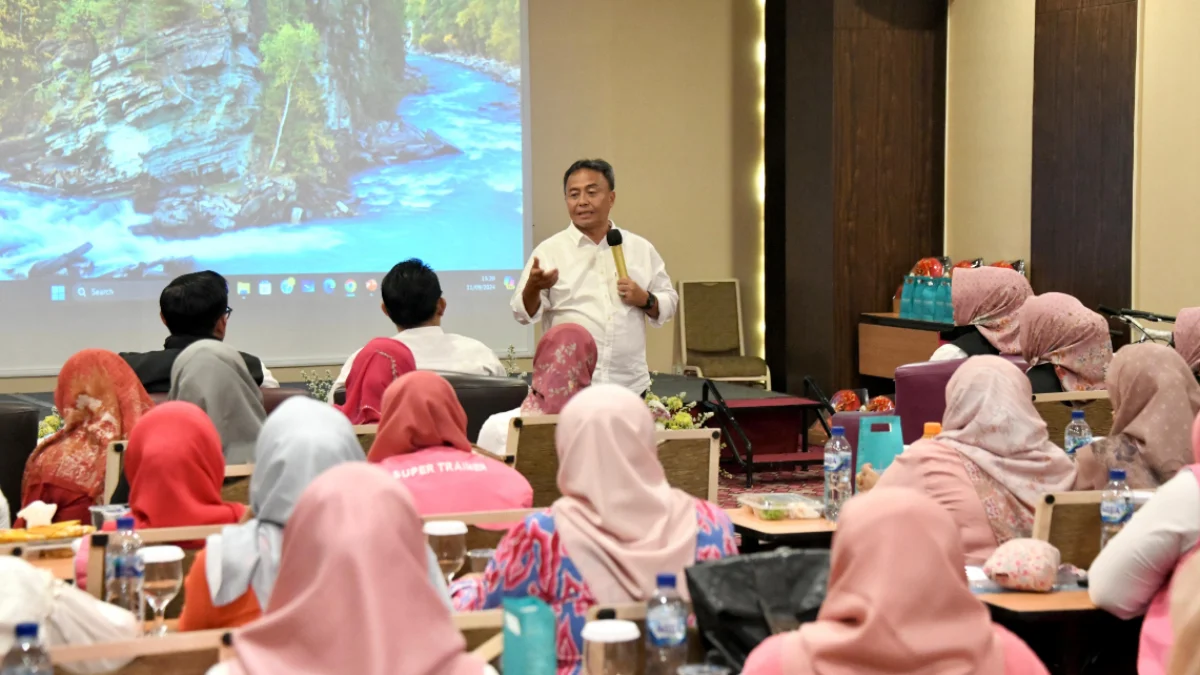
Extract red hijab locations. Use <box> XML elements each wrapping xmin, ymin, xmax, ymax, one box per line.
<box><xmin>337</xmin><ymin>338</ymin><xmax>417</xmax><ymax>425</ymax></box>
<box><xmin>125</xmin><ymin>401</ymin><xmax>245</xmax><ymax>545</ymax></box>
<box><xmin>22</xmin><ymin>349</ymin><xmax>154</xmax><ymax>506</ymax></box>
<box><xmin>367</xmin><ymin>372</ymin><xmax>471</xmax><ymax>462</ymax></box>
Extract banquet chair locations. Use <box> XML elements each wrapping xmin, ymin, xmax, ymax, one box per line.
<box><xmin>353</xmin><ymin>424</ymin><xmax>377</xmax><ymax>455</ymax></box>
<box><xmin>1032</xmin><ymin>390</ymin><xmax>1113</xmax><ymax>443</ymax></box>
<box><xmin>0</xmin><ymin>402</ymin><xmax>38</xmax><ymax>519</ymax></box>
<box><xmin>103</xmin><ymin>442</ymin><xmax>254</xmax><ymax>506</ymax></box>
<box><xmin>1031</xmin><ymin>491</ymin><xmax>1105</xmax><ymax>568</ymax></box>
<box><xmin>510</xmin><ymin>417</ymin><xmax>721</xmax><ymax>507</ymax></box>
<box><xmin>678</xmin><ymin>280</ymin><xmax>770</xmax><ymax>388</ymax></box>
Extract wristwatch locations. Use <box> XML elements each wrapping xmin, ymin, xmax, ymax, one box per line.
<box><xmin>639</xmin><ymin>292</ymin><xmax>657</xmax><ymax>312</ymax></box>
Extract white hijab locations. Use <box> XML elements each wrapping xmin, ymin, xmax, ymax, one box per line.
<box><xmin>170</xmin><ymin>340</ymin><xmax>266</xmax><ymax>464</ymax></box>
<box><xmin>0</xmin><ymin>557</ymin><xmax>138</xmax><ymax>674</ymax></box>
<box><xmin>209</xmin><ymin>397</ymin><xmax>364</xmax><ymax>609</ymax></box>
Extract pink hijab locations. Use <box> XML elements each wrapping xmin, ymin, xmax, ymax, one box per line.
<box><xmin>952</xmin><ymin>267</ymin><xmax>1033</xmax><ymax>355</ymax></box>
<box><xmin>522</xmin><ymin>323</ymin><xmax>598</xmax><ymax>414</ymax></box>
<box><xmin>937</xmin><ymin>356</ymin><xmax>1076</xmax><ymax>510</ymax></box>
<box><xmin>367</xmin><ymin>371</ymin><xmax>471</xmax><ymax>462</ymax></box>
<box><xmin>552</xmin><ymin>385</ymin><xmax>698</xmax><ymax>603</ymax></box>
<box><xmin>337</xmin><ymin>338</ymin><xmax>417</xmax><ymax>425</ymax></box>
<box><xmin>1175</xmin><ymin>308</ymin><xmax>1200</xmax><ymax>375</ymax></box>
<box><xmin>1018</xmin><ymin>292</ymin><xmax>1113</xmax><ymax>391</ymax></box>
<box><xmin>1075</xmin><ymin>343</ymin><xmax>1200</xmax><ymax>490</ymax></box>
<box><xmin>762</xmin><ymin>489</ymin><xmax>1011</xmax><ymax>675</ymax></box>
<box><xmin>225</xmin><ymin>464</ymin><xmax>482</xmax><ymax>675</ymax></box>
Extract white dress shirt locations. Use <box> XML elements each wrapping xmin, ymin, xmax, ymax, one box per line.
<box><xmin>477</xmin><ymin>407</ymin><xmax>521</xmax><ymax>456</ymax></box>
<box><xmin>511</xmin><ymin>223</ymin><xmax>678</xmax><ymax>394</ymax></box>
<box><xmin>329</xmin><ymin>325</ymin><xmax>506</xmax><ymax>401</ymax></box>
<box><xmin>1089</xmin><ymin>469</ymin><xmax>1200</xmax><ymax>618</ymax></box>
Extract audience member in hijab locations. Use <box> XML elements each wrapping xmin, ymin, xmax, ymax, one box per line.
<box><xmin>120</xmin><ymin>271</ymin><xmax>277</xmax><ymax>393</ymax></box>
<box><xmin>369</xmin><ymin>371</ymin><xmax>532</xmax><ymax>516</ymax></box>
<box><xmin>77</xmin><ymin>402</ymin><xmax>248</xmax><ymax>589</ymax></box>
<box><xmin>179</xmin><ymin>398</ymin><xmax>364</xmax><ymax>630</ymax></box>
<box><xmin>865</xmin><ymin>356</ymin><xmax>1076</xmax><ymax>565</ymax></box>
<box><xmin>742</xmin><ymin>488</ymin><xmax>1047</xmax><ymax>675</ymax></box>
<box><xmin>452</xmin><ymin>385</ymin><xmax>738</xmax><ymax>674</ymax></box>
<box><xmin>1169</xmin><ymin>554</ymin><xmax>1200</xmax><ymax>675</ymax></box>
<box><xmin>335</xmin><ymin>338</ymin><xmax>417</xmax><ymax>425</ymax></box>
<box><xmin>0</xmin><ymin>557</ymin><xmax>139</xmax><ymax>675</ymax></box>
<box><xmin>1090</xmin><ymin>409</ymin><xmax>1200</xmax><ymax>675</ymax></box>
<box><xmin>476</xmin><ymin>323</ymin><xmax>598</xmax><ymax>455</ymax></box>
<box><xmin>20</xmin><ymin>350</ymin><xmax>154</xmax><ymax>524</ymax></box>
<box><xmin>1074</xmin><ymin>343</ymin><xmax>1200</xmax><ymax>490</ymax></box>
<box><xmin>205</xmin><ymin>464</ymin><xmax>495</xmax><ymax>675</ymax></box>
<box><xmin>170</xmin><ymin>340</ymin><xmax>266</xmax><ymax>464</ymax></box>
<box><xmin>930</xmin><ymin>267</ymin><xmax>1033</xmax><ymax>361</ymax></box>
<box><xmin>1018</xmin><ymin>292</ymin><xmax>1113</xmax><ymax>393</ymax></box>
<box><xmin>1175</xmin><ymin>308</ymin><xmax>1200</xmax><ymax>381</ymax></box>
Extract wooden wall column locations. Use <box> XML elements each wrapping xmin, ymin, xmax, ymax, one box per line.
<box><xmin>765</xmin><ymin>0</ymin><xmax>946</xmax><ymax>394</ymax></box>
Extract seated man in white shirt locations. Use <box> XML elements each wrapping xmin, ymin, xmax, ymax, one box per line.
<box><xmin>510</xmin><ymin>159</ymin><xmax>678</xmax><ymax>394</ymax></box>
<box><xmin>330</xmin><ymin>258</ymin><xmax>506</xmax><ymax>400</ymax></box>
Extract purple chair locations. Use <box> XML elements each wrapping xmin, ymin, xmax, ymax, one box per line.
<box><xmin>893</xmin><ymin>356</ymin><xmax>1027</xmax><ymax>444</ymax></box>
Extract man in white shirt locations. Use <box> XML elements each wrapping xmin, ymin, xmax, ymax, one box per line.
<box><xmin>510</xmin><ymin>159</ymin><xmax>678</xmax><ymax>394</ymax></box>
<box><xmin>330</xmin><ymin>259</ymin><xmax>506</xmax><ymax>400</ymax></box>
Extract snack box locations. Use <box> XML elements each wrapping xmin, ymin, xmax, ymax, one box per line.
<box><xmin>737</xmin><ymin>493</ymin><xmax>823</xmax><ymax>521</ymax></box>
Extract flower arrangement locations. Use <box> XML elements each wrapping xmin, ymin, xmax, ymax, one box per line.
<box><xmin>504</xmin><ymin>344</ymin><xmax>524</xmax><ymax>377</ymax></box>
<box><xmin>644</xmin><ymin>378</ymin><xmax>713</xmax><ymax>430</ymax></box>
<box><xmin>37</xmin><ymin>407</ymin><xmax>62</xmax><ymax>441</ymax></box>
<box><xmin>300</xmin><ymin>369</ymin><xmax>335</xmax><ymax>401</ymax></box>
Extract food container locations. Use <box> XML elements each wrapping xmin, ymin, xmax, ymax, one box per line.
<box><xmin>737</xmin><ymin>493</ymin><xmax>823</xmax><ymax>521</ymax></box>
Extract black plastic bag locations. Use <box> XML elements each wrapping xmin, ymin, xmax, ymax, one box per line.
<box><xmin>685</xmin><ymin>548</ymin><xmax>830</xmax><ymax>670</ymax></box>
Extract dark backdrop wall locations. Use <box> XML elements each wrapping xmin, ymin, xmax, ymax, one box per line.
<box><xmin>765</xmin><ymin>0</ymin><xmax>946</xmax><ymax>394</ymax></box>
<box><xmin>1030</xmin><ymin>0</ymin><xmax>1137</xmax><ymax>319</ymax></box>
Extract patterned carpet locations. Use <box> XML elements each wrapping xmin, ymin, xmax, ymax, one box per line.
<box><xmin>717</xmin><ymin>466</ymin><xmax>823</xmax><ymax>509</ymax></box>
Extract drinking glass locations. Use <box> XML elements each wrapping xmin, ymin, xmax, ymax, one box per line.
<box><xmin>423</xmin><ymin>521</ymin><xmax>467</xmax><ymax>583</ymax></box>
<box><xmin>139</xmin><ymin>546</ymin><xmax>184</xmax><ymax>637</ymax></box>
<box><xmin>467</xmin><ymin>548</ymin><xmax>495</xmax><ymax>574</ymax></box>
<box><xmin>582</xmin><ymin>620</ymin><xmax>640</xmax><ymax>675</ymax></box>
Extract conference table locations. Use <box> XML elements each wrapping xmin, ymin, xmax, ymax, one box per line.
<box><xmin>724</xmin><ymin>506</ymin><xmax>836</xmax><ymax>552</ymax></box>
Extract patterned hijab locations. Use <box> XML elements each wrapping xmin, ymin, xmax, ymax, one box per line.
<box><xmin>522</xmin><ymin>323</ymin><xmax>598</xmax><ymax>415</ymax></box>
<box><xmin>22</xmin><ymin>350</ymin><xmax>154</xmax><ymax>505</ymax></box>
<box><xmin>367</xmin><ymin>372</ymin><xmax>471</xmax><ymax>462</ymax></box>
<box><xmin>337</xmin><ymin>338</ymin><xmax>417</xmax><ymax>425</ymax></box>
<box><xmin>1018</xmin><ymin>292</ymin><xmax>1113</xmax><ymax>391</ymax></box>
<box><xmin>951</xmin><ymin>267</ymin><xmax>1033</xmax><ymax>355</ymax></box>
<box><xmin>933</xmin><ymin>356</ymin><xmax>1076</xmax><ymax>544</ymax></box>
<box><xmin>1175</xmin><ymin>308</ymin><xmax>1200</xmax><ymax>375</ymax></box>
<box><xmin>169</xmin><ymin>340</ymin><xmax>266</xmax><ymax>464</ymax></box>
<box><xmin>1077</xmin><ymin>343</ymin><xmax>1200</xmax><ymax>489</ymax></box>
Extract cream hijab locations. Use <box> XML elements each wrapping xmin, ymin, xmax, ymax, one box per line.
<box><xmin>209</xmin><ymin>397</ymin><xmax>364</xmax><ymax>609</ymax></box>
<box><xmin>551</xmin><ymin>385</ymin><xmax>699</xmax><ymax>603</ymax></box>
<box><xmin>170</xmin><ymin>340</ymin><xmax>266</xmax><ymax>464</ymax></box>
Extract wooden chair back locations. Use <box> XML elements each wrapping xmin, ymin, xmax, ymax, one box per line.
<box><xmin>48</xmin><ymin>614</ymin><xmax>500</xmax><ymax>673</ymax></box>
<box><xmin>425</xmin><ymin>509</ymin><xmax>537</xmax><ymax>552</ymax></box>
<box><xmin>105</xmin><ymin>441</ymin><xmax>255</xmax><ymax>506</ymax></box>
<box><xmin>49</xmin><ymin>629</ymin><xmax>227</xmax><ymax>675</ymax></box>
<box><xmin>353</xmin><ymin>424</ymin><xmax>378</xmax><ymax>456</ymax></box>
<box><xmin>1032</xmin><ymin>390</ymin><xmax>1113</xmax><ymax>442</ymax></box>
<box><xmin>1032</xmin><ymin>491</ymin><xmax>1105</xmax><ymax>568</ymax></box>
<box><xmin>512</xmin><ymin>417</ymin><xmax>720</xmax><ymax>508</ymax></box>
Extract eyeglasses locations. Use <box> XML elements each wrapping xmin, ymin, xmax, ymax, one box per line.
<box><xmin>224</xmin><ymin>307</ymin><xmax>233</xmax><ymax>318</ymax></box>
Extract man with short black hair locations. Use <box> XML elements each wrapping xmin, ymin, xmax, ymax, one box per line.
<box><xmin>330</xmin><ymin>259</ymin><xmax>505</xmax><ymax>399</ymax></box>
<box><xmin>512</xmin><ymin>158</ymin><xmax>677</xmax><ymax>394</ymax></box>
<box><xmin>120</xmin><ymin>271</ymin><xmax>278</xmax><ymax>393</ymax></box>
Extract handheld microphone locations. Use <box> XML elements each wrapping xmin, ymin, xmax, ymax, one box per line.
<box><xmin>606</xmin><ymin>228</ymin><xmax>628</xmax><ymax>279</ymax></box>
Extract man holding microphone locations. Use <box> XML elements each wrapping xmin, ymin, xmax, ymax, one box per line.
<box><xmin>511</xmin><ymin>159</ymin><xmax>678</xmax><ymax>394</ymax></box>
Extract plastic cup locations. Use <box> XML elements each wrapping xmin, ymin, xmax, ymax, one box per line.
<box><xmin>88</xmin><ymin>504</ymin><xmax>130</xmax><ymax>529</ymax></box>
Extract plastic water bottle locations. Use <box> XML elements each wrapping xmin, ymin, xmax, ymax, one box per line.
<box><xmin>823</xmin><ymin>426</ymin><xmax>852</xmax><ymax>521</ymax></box>
<box><xmin>1100</xmin><ymin>469</ymin><xmax>1133</xmax><ymax>549</ymax></box>
<box><xmin>1064</xmin><ymin>410</ymin><xmax>1093</xmax><ymax>458</ymax></box>
<box><xmin>645</xmin><ymin>573</ymin><xmax>687</xmax><ymax>675</ymax></box>
<box><xmin>1</xmin><ymin>623</ymin><xmax>52</xmax><ymax>675</ymax></box>
<box><xmin>105</xmin><ymin>517</ymin><xmax>145</xmax><ymax>626</ymax></box>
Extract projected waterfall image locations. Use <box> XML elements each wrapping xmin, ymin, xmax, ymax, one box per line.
<box><xmin>0</xmin><ymin>0</ymin><xmax>525</xmax><ymax>280</ymax></box>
